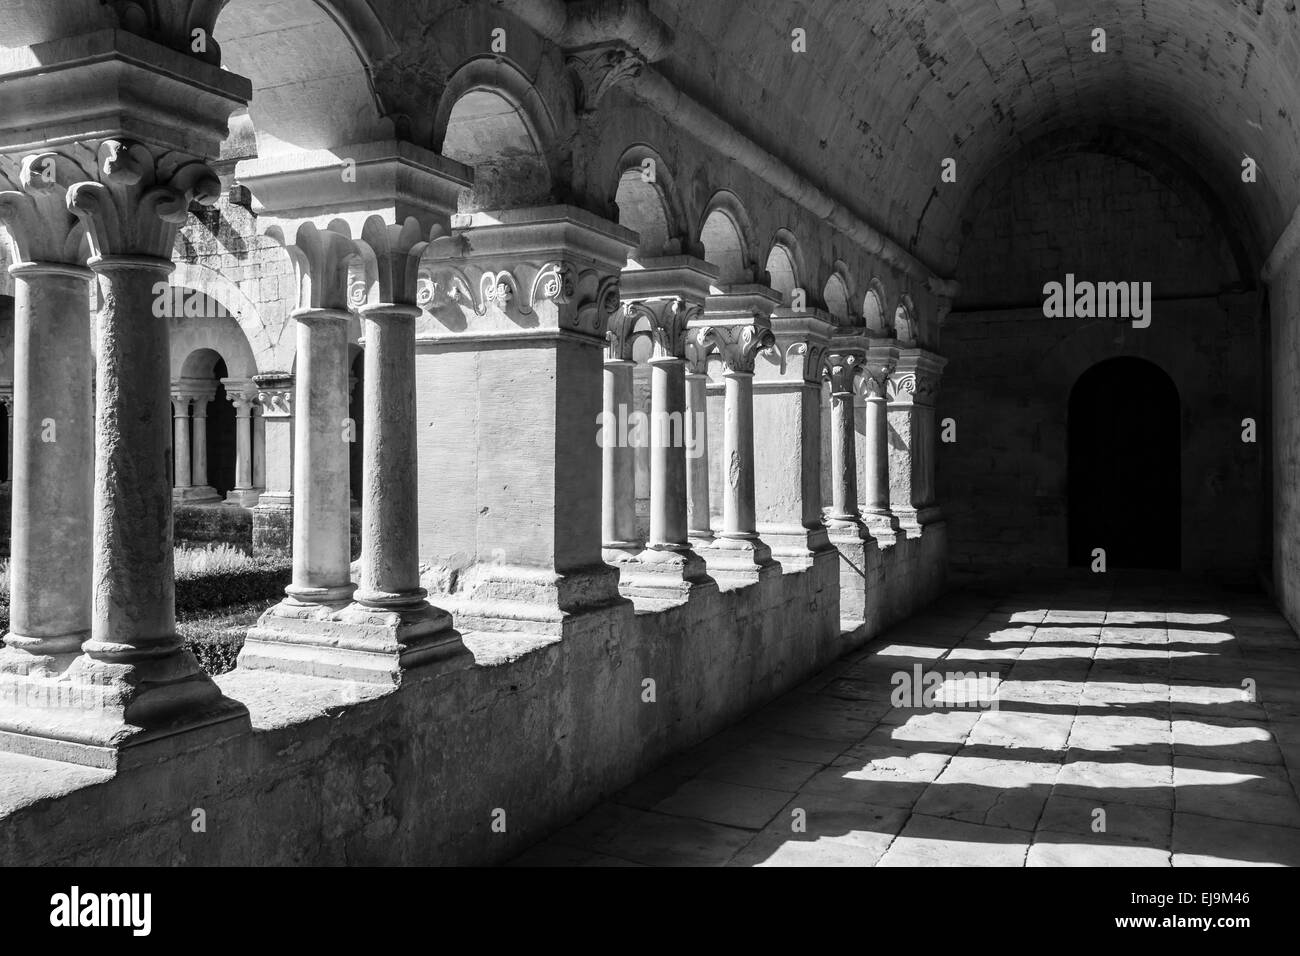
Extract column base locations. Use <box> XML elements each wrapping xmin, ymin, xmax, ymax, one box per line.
<box><xmin>760</xmin><ymin>524</ymin><xmax>834</xmax><ymax>571</ymax></box>
<box><xmin>174</xmin><ymin>485</ymin><xmax>222</xmax><ymax>504</ymax></box>
<box><xmin>427</xmin><ymin>562</ymin><xmax>628</xmax><ymax>637</ymax></box>
<box><xmin>828</xmin><ymin>522</ymin><xmax>880</xmax><ymax>631</ymax></box>
<box><xmin>0</xmin><ymin>644</ymin><xmax>250</xmax><ymax>770</ymax></box>
<box><xmin>601</xmin><ymin>541</ymin><xmax>643</xmax><ymax>564</ymax></box>
<box><xmin>890</xmin><ymin>506</ymin><xmax>942</xmax><ymax>538</ymax></box>
<box><xmin>239</xmin><ymin>599</ymin><xmax>464</xmax><ymax>685</ymax></box>
<box><xmin>617</xmin><ymin>545</ymin><xmax>718</xmax><ymax>602</ymax></box>
<box><xmin>699</xmin><ymin>533</ymin><xmax>779</xmax><ymax>583</ymax></box>
<box><xmin>225</xmin><ymin>487</ymin><xmax>262</xmax><ymax>508</ymax></box>
<box><xmin>862</xmin><ymin>510</ymin><xmax>903</xmax><ymax>547</ymax></box>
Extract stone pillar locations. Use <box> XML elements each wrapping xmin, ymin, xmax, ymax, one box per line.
<box><xmin>417</xmin><ymin>206</ymin><xmax>636</xmax><ymax>635</ymax></box>
<box><xmin>0</xmin><ymin>262</ymin><xmax>94</xmax><ymax>670</ymax></box>
<box><xmin>684</xmin><ymin>334</ymin><xmax>713</xmax><ymax>547</ymax></box>
<box><xmin>251</xmin><ymin>374</ymin><xmax>294</xmax><ymax>556</ymax></box>
<box><xmin>888</xmin><ymin>348</ymin><xmax>948</xmax><ymax>536</ymax></box>
<box><xmin>862</xmin><ymin>343</ymin><xmax>901</xmax><ymax>542</ymax></box>
<box><xmin>224</xmin><ymin>381</ymin><xmax>258</xmax><ymax>506</ymax></box>
<box><xmin>252</xmin><ymin>407</ymin><xmax>265</xmax><ymax>490</ymax></box>
<box><xmin>290</xmin><ymin>308</ymin><xmax>354</xmax><ymax>605</ymax></box>
<box><xmin>693</xmin><ymin>288</ymin><xmax>778</xmax><ymax>580</ymax></box>
<box><xmin>616</xmin><ymin>260</ymin><xmax>717</xmax><ymax>598</ymax></box>
<box><xmin>753</xmin><ymin>309</ymin><xmax>836</xmax><ymax>569</ymax></box>
<box><xmin>243</xmin><ymin>218</ymin><xmax>462</xmax><ymax>683</ymax></box>
<box><xmin>172</xmin><ymin>384</ymin><xmax>219</xmax><ymax>503</ymax></box>
<box><xmin>171</xmin><ymin>391</ymin><xmax>192</xmax><ymax>491</ymax></box>
<box><xmin>825</xmin><ymin>351</ymin><xmax>863</xmax><ymax>528</ymax></box>
<box><xmin>0</xmin><ymin>35</ymin><xmax>250</xmax><ymax>766</ymax></box>
<box><xmin>823</xmin><ymin>340</ymin><xmax>879</xmax><ymax>630</ymax></box>
<box><xmin>602</xmin><ymin>308</ymin><xmax>640</xmax><ymax>560</ymax></box>
<box><xmin>191</xmin><ymin>394</ymin><xmax>209</xmax><ymax>487</ymax></box>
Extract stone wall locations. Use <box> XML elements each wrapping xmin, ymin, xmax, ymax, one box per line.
<box><xmin>937</xmin><ymin>149</ymin><xmax>1264</xmax><ymax>581</ymax></box>
<box><xmin>0</xmin><ymin>536</ymin><xmax>942</xmax><ymax>865</ymax></box>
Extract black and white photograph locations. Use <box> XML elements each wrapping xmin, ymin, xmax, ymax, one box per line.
<box><xmin>0</xmin><ymin>0</ymin><xmax>1294</xmax><ymax>921</ymax></box>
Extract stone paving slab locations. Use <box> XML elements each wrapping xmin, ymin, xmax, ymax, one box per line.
<box><xmin>511</xmin><ymin>581</ymin><xmax>1300</xmax><ymax>866</ymax></box>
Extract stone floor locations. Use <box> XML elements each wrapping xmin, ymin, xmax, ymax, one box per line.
<box><xmin>510</xmin><ymin>575</ymin><xmax>1300</xmax><ymax>866</ymax></box>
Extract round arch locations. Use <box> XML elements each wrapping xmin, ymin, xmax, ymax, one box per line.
<box><xmin>764</xmin><ymin>228</ymin><xmax>804</xmax><ymax>306</ymax></box>
<box><xmin>214</xmin><ymin>0</ymin><xmax>393</xmax><ymax>155</ymax></box>
<box><xmin>613</xmin><ymin>144</ymin><xmax>684</xmax><ymax>261</ymax></box>
<box><xmin>435</xmin><ymin>56</ymin><xmax>558</xmax><ymax>211</ymax></box>
<box><xmin>699</xmin><ymin>191</ymin><xmax>754</xmax><ymax>287</ymax></box>
<box><xmin>863</xmin><ymin>277</ymin><xmax>891</xmax><ymax>335</ymax></box>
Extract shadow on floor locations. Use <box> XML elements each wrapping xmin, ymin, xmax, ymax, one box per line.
<box><xmin>509</xmin><ymin>572</ymin><xmax>1300</xmax><ymax>866</ymax></box>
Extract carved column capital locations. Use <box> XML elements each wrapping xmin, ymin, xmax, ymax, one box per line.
<box><xmin>626</xmin><ymin>295</ymin><xmax>701</xmax><ymax>361</ymax></box>
<box><xmin>697</xmin><ymin>324</ymin><xmax>777</xmax><ymax>375</ymax></box>
<box><xmin>888</xmin><ymin>348</ymin><xmax>948</xmax><ymax>406</ymax></box>
<box><xmin>66</xmin><ymin>139</ymin><xmax>222</xmax><ymax>262</ymax></box>
<box><xmin>354</xmin><ymin>217</ymin><xmax>436</xmax><ymax>310</ymax></box>
<box><xmin>0</xmin><ymin>148</ymin><xmax>101</xmax><ymax>268</ymax></box>
<box><xmin>824</xmin><ymin>351</ymin><xmax>864</xmax><ymax>396</ymax></box>
<box><xmin>684</xmin><ymin>327</ymin><xmax>712</xmax><ymax>375</ymax></box>
<box><xmin>566</xmin><ymin>44</ymin><xmax>647</xmax><ymax>115</ymax></box>
<box><xmin>169</xmin><ymin>391</ymin><xmax>193</xmax><ymax>416</ymax></box>
<box><xmin>423</xmin><ymin>255</ymin><xmax>624</xmax><ymax>340</ymax></box>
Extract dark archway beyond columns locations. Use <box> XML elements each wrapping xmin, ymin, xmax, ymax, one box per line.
<box><xmin>1068</xmin><ymin>357</ymin><xmax>1180</xmax><ymax>571</ymax></box>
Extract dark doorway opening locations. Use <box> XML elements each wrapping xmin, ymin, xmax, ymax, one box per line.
<box><xmin>209</xmin><ymin>358</ymin><xmax>237</xmax><ymax>499</ymax></box>
<box><xmin>1068</xmin><ymin>356</ymin><xmax>1180</xmax><ymax>570</ymax></box>
<box><xmin>349</xmin><ymin>349</ymin><xmax>364</xmax><ymax>507</ymax></box>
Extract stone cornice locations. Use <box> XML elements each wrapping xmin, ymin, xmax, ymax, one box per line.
<box><xmin>420</xmin><ymin>205</ymin><xmax>634</xmax><ymax>343</ymax></box>
<box><xmin>756</xmin><ymin>310</ymin><xmax>835</xmax><ymax>385</ymax></box>
<box><xmin>888</xmin><ymin>347</ymin><xmax>947</xmax><ymax>406</ymax></box>
<box><xmin>235</xmin><ymin>140</ymin><xmax>471</xmax><ymax>231</ymax></box>
<box><xmin>0</xmin><ymin>29</ymin><xmax>249</xmax><ymax>158</ymax></box>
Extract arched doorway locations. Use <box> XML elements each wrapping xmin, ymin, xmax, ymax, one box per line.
<box><xmin>1068</xmin><ymin>356</ymin><xmax>1180</xmax><ymax>570</ymax></box>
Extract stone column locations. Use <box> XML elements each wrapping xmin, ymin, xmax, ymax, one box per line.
<box><xmin>171</xmin><ymin>391</ymin><xmax>192</xmax><ymax>491</ymax></box>
<box><xmin>243</xmin><ymin>219</ymin><xmax>460</xmax><ymax>683</ymax></box>
<box><xmin>602</xmin><ymin>307</ymin><xmax>640</xmax><ymax>561</ymax></box>
<box><xmin>684</xmin><ymin>334</ymin><xmax>713</xmax><ymax>547</ymax></box>
<box><xmin>825</xmin><ymin>351</ymin><xmax>863</xmax><ymax>529</ymax></box>
<box><xmin>251</xmin><ymin>374</ymin><xmax>294</xmax><ymax>556</ymax></box>
<box><xmin>189</xmin><ymin>391</ymin><xmax>218</xmax><ymax>500</ymax></box>
<box><xmin>862</xmin><ymin>344</ymin><xmax>901</xmax><ymax>542</ymax></box>
<box><xmin>0</xmin><ymin>37</ymin><xmax>251</xmax><ymax>767</ymax></box>
<box><xmin>888</xmin><ymin>348</ymin><xmax>948</xmax><ymax>536</ymax></box>
<box><xmin>0</xmin><ymin>259</ymin><xmax>94</xmax><ymax>671</ymax></box>
<box><xmin>753</xmin><ymin>309</ymin><xmax>836</xmax><ymax>569</ymax></box>
<box><xmin>225</xmin><ymin>382</ymin><xmax>258</xmax><ymax>506</ymax></box>
<box><xmin>289</xmin><ymin>308</ymin><xmax>355</xmax><ymax>605</ymax></box>
<box><xmin>693</xmin><ymin>288</ymin><xmax>778</xmax><ymax>580</ymax></box>
<box><xmin>618</xmin><ymin>282</ymin><xmax>714</xmax><ymax>598</ymax></box>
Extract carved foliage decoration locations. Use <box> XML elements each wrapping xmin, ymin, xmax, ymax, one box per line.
<box><xmin>824</xmin><ymin>352</ymin><xmax>863</xmax><ymax>396</ymax></box>
<box><xmin>0</xmin><ymin>146</ymin><xmax>97</xmax><ymax>264</ymax></box>
<box><xmin>419</xmin><ymin>251</ymin><xmax>621</xmax><ymax>339</ymax></box>
<box><xmin>701</xmin><ymin>324</ymin><xmax>777</xmax><ymax>374</ymax></box>
<box><xmin>67</xmin><ymin>139</ymin><xmax>222</xmax><ymax>261</ymax></box>
<box><xmin>567</xmin><ymin>45</ymin><xmax>647</xmax><ymax>115</ymax></box>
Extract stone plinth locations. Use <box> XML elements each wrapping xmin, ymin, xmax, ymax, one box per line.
<box><xmin>416</xmin><ymin>205</ymin><xmax>638</xmax><ymax>634</ymax></box>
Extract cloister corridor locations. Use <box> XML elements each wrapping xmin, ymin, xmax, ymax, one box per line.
<box><xmin>515</xmin><ymin>576</ymin><xmax>1300</xmax><ymax>867</ymax></box>
<box><xmin>5</xmin><ymin>0</ymin><xmax>1300</xmax><ymax>878</ymax></box>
